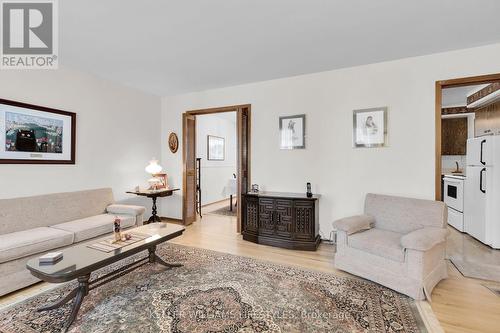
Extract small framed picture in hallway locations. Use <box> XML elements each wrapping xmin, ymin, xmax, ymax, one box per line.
<box><xmin>279</xmin><ymin>114</ymin><xmax>305</xmax><ymax>149</ymax></box>
<box><xmin>207</xmin><ymin>135</ymin><xmax>225</xmax><ymax>160</ymax></box>
<box><xmin>353</xmin><ymin>107</ymin><xmax>388</xmax><ymax>148</ymax></box>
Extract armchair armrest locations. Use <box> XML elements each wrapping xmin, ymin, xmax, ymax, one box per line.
<box><xmin>401</xmin><ymin>227</ymin><xmax>449</xmax><ymax>251</ymax></box>
<box><xmin>332</xmin><ymin>214</ymin><xmax>375</xmax><ymax>235</ymax></box>
<box><xmin>107</xmin><ymin>204</ymin><xmax>146</xmax><ymax>216</ymax></box>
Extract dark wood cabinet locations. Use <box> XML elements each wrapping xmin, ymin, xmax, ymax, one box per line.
<box><xmin>441</xmin><ymin>117</ymin><xmax>467</xmax><ymax>155</ymax></box>
<box><xmin>242</xmin><ymin>192</ymin><xmax>320</xmax><ymax>251</ymax></box>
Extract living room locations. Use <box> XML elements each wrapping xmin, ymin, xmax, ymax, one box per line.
<box><xmin>1</xmin><ymin>1</ymin><xmax>500</xmax><ymax>332</ymax></box>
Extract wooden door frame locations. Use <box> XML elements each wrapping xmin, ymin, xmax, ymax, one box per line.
<box><xmin>182</xmin><ymin>104</ymin><xmax>251</xmax><ymax>232</ymax></box>
<box><xmin>435</xmin><ymin>73</ymin><xmax>500</xmax><ymax>200</ymax></box>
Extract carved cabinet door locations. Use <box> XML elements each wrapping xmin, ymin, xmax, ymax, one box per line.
<box><xmin>294</xmin><ymin>200</ymin><xmax>315</xmax><ymax>240</ymax></box>
<box><xmin>258</xmin><ymin>198</ymin><xmax>275</xmax><ymax>235</ymax></box>
<box><xmin>244</xmin><ymin>195</ymin><xmax>259</xmax><ymax>234</ymax></box>
<box><xmin>275</xmin><ymin>199</ymin><xmax>293</xmax><ymax>238</ymax></box>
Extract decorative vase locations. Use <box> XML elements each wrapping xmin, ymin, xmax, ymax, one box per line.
<box><xmin>114</xmin><ymin>217</ymin><xmax>122</xmax><ymax>242</ymax></box>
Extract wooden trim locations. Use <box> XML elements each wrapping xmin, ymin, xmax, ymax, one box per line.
<box><xmin>185</xmin><ymin>104</ymin><xmax>250</xmax><ymax>115</ymax></box>
<box><xmin>435</xmin><ymin>82</ymin><xmax>442</xmax><ymax>201</ymax></box>
<box><xmin>0</xmin><ymin>98</ymin><xmax>76</xmax><ymax>164</ymax></box>
<box><xmin>441</xmin><ymin>106</ymin><xmax>469</xmax><ymax>115</ymax></box>
<box><xmin>236</xmin><ymin>105</ymin><xmax>251</xmax><ymax>233</ymax></box>
<box><xmin>182</xmin><ymin>113</ymin><xmax>187</xmax><ymax>224</ymax></box>
<box><xmin>435</xmin><ymin>73</ymin><xmax>500</xmax><ymax>200</ymax></box>
<box><xmin>244</xmin><ymin>106</ymin><xmax>251</xmax><ymax>233</ymax></box>
<box><xmin>182</xmin><ymin>113</ymin><xmax>194</xmax><ymax>225</ymax></box>
<box><xmin>436</xmin><ymin>73</ymin><xmax>500</xmax><ymax>88</ymax></box>
<box><xmin>182</xmin><ymin>104</ymin><xmax>251</xmax><ymax>233</ymax></box>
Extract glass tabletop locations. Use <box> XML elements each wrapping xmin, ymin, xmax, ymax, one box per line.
<box><xmin>26</xmin><ymin>223</ymin><xmax>185</xmax><ymax>282</ymax></box>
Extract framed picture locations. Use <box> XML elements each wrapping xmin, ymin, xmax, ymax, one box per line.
<box><xmin>168</xmin><ymin>132</ymin><xmax>179</xmax><ymax>153</ymax></box>
<box><xmin>0</xmin><ymin>99</ymin><xmax>76</xmax><ymax>164</ymax></box>
<box><xmin>154</xmin><ymin>173</ymin><xmax>168</xmax><ymax>189</ymax></box>
<box><xmin>353</xmin><ymin>107</ymin><xmax>388</xmax><ymax>148</ymax></box>
<box><xmin>207</xmin><ymin>135</ymin><xmax>225</xmax><ymax>160</ymax></box>
<box><xmin>279</xmin><ymin>114</ymin><xmax>305</xmax><ymax>149</ymax></box>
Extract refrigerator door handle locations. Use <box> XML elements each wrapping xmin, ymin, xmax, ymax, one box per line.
<box><xmin>480</xmin><ymin>139</ymin><xmax>486</xmax><ymax>165</ymax></box>
<box><xmin>480</xmin><ymin>168</ymin><xmax>486</xmax><ymax>193</ymax></box>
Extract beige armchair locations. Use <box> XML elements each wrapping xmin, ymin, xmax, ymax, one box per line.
<box><xmin>333</xmin><ymin>193</ymin><xmax>448</xmax><ymax>300</ymax></box>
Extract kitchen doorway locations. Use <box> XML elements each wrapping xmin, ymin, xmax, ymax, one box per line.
<box><xmin>436</xmin><ymin>73</ymin><xmax>500</xmax><ymax>283</ymax></box>
<box><xmin>435</xmin><ymin>73</ymin><xmax>500</xmax><ymax>200</ymax></box>
<box><xmin>182</xmin><ymin>105</ymin><xmax>251</xmax><ymax>233</ymax></box>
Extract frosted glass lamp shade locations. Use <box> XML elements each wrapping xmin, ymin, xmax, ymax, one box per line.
<box><xmin>145</xmin><ymin>159</ymin><xmax>162</xmax><ymax>174</ymax></box>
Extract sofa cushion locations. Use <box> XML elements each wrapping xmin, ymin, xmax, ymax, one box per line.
<box><xmin>347</xmin><ymin>228</ymin><xmax>405</xmax><ymax>263</ymax></box>
<box><xmin>0</xmin><ymin>188</ymin><xmax>115</xmax><ymax>235</ymax></box>
<box><xmin>0</xmin><ymin>227</ymin><xmax>74</xmax><ymax>264</ymax></box>
<box><xmin>50</xmin><ymin>214</ymin><xmax>135</xmax><ymax>243</ymax></box>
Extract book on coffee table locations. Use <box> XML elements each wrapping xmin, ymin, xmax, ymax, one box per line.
<box><xmin>39</xmin><ymin>252</ymin><xmax>63</xmax><ymax>264</ymax></box>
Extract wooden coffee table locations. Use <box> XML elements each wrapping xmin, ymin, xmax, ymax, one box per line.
<box><xmin>26</xmin><ymin>223</ymin><xmax>185</xmax><ymax>332</ymax></box>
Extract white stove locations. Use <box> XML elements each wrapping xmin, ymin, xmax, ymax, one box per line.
<box><xmin>443</xmin><ymin>174</ymin><xmax>465</xmax><ymax>232</ymax></box>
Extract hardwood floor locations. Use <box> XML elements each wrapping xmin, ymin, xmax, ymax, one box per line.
<box><xmin>1</xmin><ymin>200</ymin><xmax>499</xmax><ymax>333</ymax></box>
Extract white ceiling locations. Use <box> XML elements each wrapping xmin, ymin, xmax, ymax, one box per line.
<box><xmin>60</xmin><ymin>0</ymin><xmax>500</xmax><ymax>96</ymax></box>
<box><xmin>442</xmin><ymin>84</ymin><xmax>489</xmax><ymax>107</ymax></box>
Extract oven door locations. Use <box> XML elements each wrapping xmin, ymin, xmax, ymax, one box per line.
<box><xmin>443</xmin><ymin>177</ymin><xmax>464</xmax><ymax>212</ymax></box>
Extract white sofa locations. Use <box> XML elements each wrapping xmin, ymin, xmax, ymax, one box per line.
<box><xmin>333</xmin><ymin>193</ymin><xmax>448</xmax><ymax>300</ymax></box>
<box><xmin>0</xmin><ymin>188</ymin><xmax>145</xmax><ymax>296</ymax></box>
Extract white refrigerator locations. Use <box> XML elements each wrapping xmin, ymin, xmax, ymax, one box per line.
<box><xmin>464</xmin><ymin>136</ymin><xmax>500</xmax><ymax>248</ymax></box>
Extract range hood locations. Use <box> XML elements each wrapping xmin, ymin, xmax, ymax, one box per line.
<box><xmin>467</xmin><ymin>82</ymin><xmax>500</xmax><ymax>109</ymax></box>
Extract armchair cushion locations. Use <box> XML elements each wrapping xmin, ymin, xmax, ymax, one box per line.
<box><xmin>400</xmin><ymin>227</ymin><xmax>449</xmax><ymax>251</ymax></box>
<box><xmin>333</xmin><ymin>214</ymin><xmax>375</xmax><ymax>235</ymax></box>
<box><xmin>348</xmin><ymin>228</ymin><xmax>405</xmax><ymax>262</ymax></box>
<box><xmin>107</xmin><ymin>204</ymin><xmax>145</xmax><ymax>216</ymax></box>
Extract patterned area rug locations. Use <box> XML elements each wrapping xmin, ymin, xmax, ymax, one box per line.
<box><xmin>206</xmin><ymin>205</ymin><xmax>237</xmax><ymax>217</ymax></box>
<box><xmin>0</xmin><ymin>244</ymin><xmax>427</xmax><ymax>333</ymax></box>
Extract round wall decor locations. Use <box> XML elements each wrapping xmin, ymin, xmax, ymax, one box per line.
<box><xmin>168</xmin><ymin>132</ymin><xmax>179</xmax><ymax>153</ymax></box>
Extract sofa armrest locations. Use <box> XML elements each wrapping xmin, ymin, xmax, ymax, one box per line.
<box><xmin>107</xmin><ymin>204</ymin><xmax>146</xmax><ymax>216</ymax></box>
<box><xmin>401</xmin><ymin>227</ymin><xmax>449</xmax><ymax>251</ymax></box>
<box><xmin>332</xmin><ymin>214</ymin><xmax>375</xmax><ymax>235</ymax></box>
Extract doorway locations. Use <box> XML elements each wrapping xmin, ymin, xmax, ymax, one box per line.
<box><xmin>435</xmin><ymin>73</ymin><xmax>500</xmax><ymax>282</ymax></box>
<box><xmin>182</xmin><ymin>105</ymin><xmax>251</xmax><ymax>233</ymax></box>
<box><xmin>435</xmin><ymin>73</ymin><xmax>500</xmax><ymax>200</ymax></box>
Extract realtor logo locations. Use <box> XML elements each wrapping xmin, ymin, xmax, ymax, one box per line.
<box><xmin>1</xmin><ymin>0</ymin><xmax>58</xmax><ymax>69</ymax></box>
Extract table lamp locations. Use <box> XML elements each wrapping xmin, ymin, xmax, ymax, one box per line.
<box><xmin>145</xmin><ymin>158</ymin><xmax>162</xmax><ymax>190</ymax></box>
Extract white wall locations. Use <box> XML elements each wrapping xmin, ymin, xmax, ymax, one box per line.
<box><xmin>160</xmin><ymin>43</ymin><xmax>500</xmax><ymax>238</ymax></box>
<box><xmin>0</xmin><ymin>66</ymin><xmax>161</xmax><ymax>209</ymax></box>
<box><xmin>196</xmin><ymin>112</ymin><xmax>237</xmax><ymax>205</ymax></box>
<box><xmin>442</xmin><ymin>155</ymin><xmax>467</xmax><ymax>174</ymax></box>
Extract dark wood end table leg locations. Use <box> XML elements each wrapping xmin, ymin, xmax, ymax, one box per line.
<box><xmin>146</xmin><ymin>196</ymin><xmax>162</xmax><ymax>224</ymax></box>
<box><xmin>148</xmin><ymin>245</ymin><xmax>182</xmax><ymax>268</ymax></box>
<box><xmin>230</xmin><ymin>195</ymin><xmax>233</xmax><ymax>211</ymax></box>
